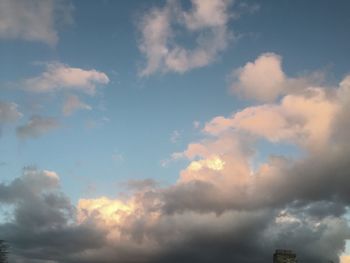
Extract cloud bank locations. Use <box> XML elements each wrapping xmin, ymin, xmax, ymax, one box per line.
<box><xmin>1</xmin><ymin>53</ymin><xmax>350</xmax><ymax>263</ymax></box>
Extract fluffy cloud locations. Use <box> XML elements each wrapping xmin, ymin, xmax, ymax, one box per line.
<box><xmin>230</xmin><ymin>53</ymin><xmax>286</xmax><ymax>102</ymax></box>
<box><xmin>16</xmin><ymin>115</ymin><xmax>59</xmax><ymax>139</ymax></box>
<box><xmin>0</xmin><ymin>0</ymin><xmax>73</xmax><ymax>46</ymax></box>
<box><xmin>229</xmin><ymin>52</ymin><xmax>321</xmax><ymax>102</ymax></box>
<box><xmin>62</xmin><ymin>95</ymin><xmax>92</xmax><ymax>116</ymax></box>
<box><xmin>23</xmin><ymin>63</ymin><xmax>109</xmax><ymax>95</ymax></box>
<box><xmin>138</xmin><ymin>0</ymin><xmax>233</xmax><ymax>76</ymax></box>
<box><xmin>0</xmin><ymin>101</ymin><xmax>22</xmax><ymax>123</ymax></box>
<box><xmin>204</xmin><ymin>87</ymin><xmax>339</xmax><ymax>149</ymax></box>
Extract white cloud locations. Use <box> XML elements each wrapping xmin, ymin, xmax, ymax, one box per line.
<box><xmin>205</xmin><ymin>87</ymin><xmax>339</xmax><ymax>150</ymax></box>
<box><xmin>230</xmin><ymin>53</ymin><xmax>286</xmax><ymax>102</ymax></box>
<box><xmin>16</xmin><ymin>115</ymin><xmax>59</xmax><ymax>139</ymax></box>
<box><xmin>138</xmin><ymin>0</ymin><xmax>233</xmax><ymax>76</ymax></box>
<box><xmin>24</xmin><ymin>63</ymin><xmax>109</xmax><ymax>95</ymax></box>
<box><xmin>0</xmin><ymin>0</ymin><xmax>73</xmax><ymax>46</ymax></box>
<box><xmin>62</xmin><ymin>95</ymin><xmax>92</xmax><ymax>116</ymax></box>
<box><xmin>0</xmin><ymin>101</ymin><xmax>22</xmax><ymax>123</ymax></box>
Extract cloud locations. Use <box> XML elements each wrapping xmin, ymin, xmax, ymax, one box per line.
<box><xmin>62</xmin><ymin>95</ymin><xmax>92</xmax><ymax>116</ymax></box>
<box><xmin>341</xmin><ymin>255</ymin><xmax>350</xmax><ymax>263</ymax></box>
<box><xmin>170</xmin><ymin>130</ymin><xmax>181</xmax><ymax>143</ymax></box>
<box><xmin>23</xmin><ymin>62</ymin><xmax>109</xmax><ymax>95</ymax></box>
<box><xmin>0</xmin><ymin>101</ymin><xmax>22</xmax><ymax>123</ymax></box>
<box><xmin>3</xmin><ymin>54</ymin><xmax>350</xmax><ymax>263</ymax></box>
<box><xmin>16</xmin><ymin>115</ymin><xmax>59</xmax><ymax>139</ymax></box>
<box><xmin>138</xmin><ymin>0</ymin><xmax>233</xmax><ymax>76</ymax></box>
<box><xmin>0</xmin><ymin>167</ymin><xmax>106</xmax><ymax>262</ymax></box>
<box><xmin>0</xmin><ymin>0</ymin><xmax>73</xmax><ymax>46</ymax></box>
<box><xmin>230</xmin><ymin>53</ymin><xmax>286</xmax><ymax>102</ymax></box>
<box><xmin>229</xmin><ymin>53</ymin><xmax>323</xmax><ymax>102</ymax></box>
<box><xmin>204</xmin><ymin>88</ymin><xmax>339</xmax><ymax>149</ymax></box>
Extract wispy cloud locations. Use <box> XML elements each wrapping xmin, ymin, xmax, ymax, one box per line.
<box><xmin>0</xmin><ymin>101</ymin><xmax>22</xmax><ymax>123</ymax></box>
<box><xmin>62</xmin><ymin>95</ymin><xmax>92</xmax><ymax>116</ymax></box>
<box><xmin>170</xmin><ymin>130</ymin><xmax>181</xmax><ymax>143</ymax></box>
<box><xmin>138</xmin><ymin>0</ymin><xmax>234</xmax><ymax>76</ymax></box>
<box><xmin>0</xmin><ymin>0</ymin><xmax>73</xmax><ymax>46</ymax></box>
<box><xmin>16</xmin><ymin>115</ymin><xmax>59</xmax><ymax>139</ymax></box>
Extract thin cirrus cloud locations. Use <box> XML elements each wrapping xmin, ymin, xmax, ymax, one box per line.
<box><xmin>0</xmin><ymin>101</ymin><xmax>22</xmax><ymax>124</ymax></box>
<box><xmin>0</xmin><ymin>0</ymin><xmax>73</xmax><ymax>46</ymax></box>
<box><xmin>138</xmin><ymin>0</ymin><xmax>234</xmax><ymax>76</ymax></box>
<box><xmin>16</xmin><ymin>115</ymin><xmax>59</xmax><ymax>139</ymax></box>
<box><xmin>62</xmin><ymin>95</ymin><xmax>92</xmax><ymax>116</ymax></box>
<box><xmin>2</xmin><ymin>54</ymin><xmax>350</xmax><ymax>263</ymax></box>
<box><xmin>23</xmin><ymin>62</ymin><xmax>110</xmax><ymax>95</ymax></box>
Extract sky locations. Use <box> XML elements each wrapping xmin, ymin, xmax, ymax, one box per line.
<box><xmin>0</xmin><ymin>0</ymin><xmax>350</xmax><ymax>262</ymax></box>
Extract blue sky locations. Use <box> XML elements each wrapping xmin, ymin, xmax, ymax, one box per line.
<box><xmin>1</xmin><ymin>1</ymin><xmax>350</xmax><ymax>263</ymax></box>
<box><xmin>1</xmin><ymin>0</ymin><xmax>349</xmax><ymax>200</ymax></box>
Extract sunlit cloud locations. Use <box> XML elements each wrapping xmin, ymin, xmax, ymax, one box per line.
<box><xmin>138</xmin><ymin>0</ymin><xmax>234</xmax><ymax>76</ymax></box>
<box><xmin>23</xmin><ymin>62</ymin><xmax>109</xmax><ymax>95</ymax></box>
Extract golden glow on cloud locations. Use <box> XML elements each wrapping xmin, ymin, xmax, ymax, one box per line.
<box><xmin>188</xmin><ymin>155</ymin><xmax>225</xmax><ymax>171</ymax></box>
<box><xmin>77</xmin><ymin>197</ymin><xmax>134</xmax><ymax>226</ymax></box>
<box><xmin>340</xmin><ymin>255</ymin><xmax>350</xmax><ymax>263</ymax></box>
<box><xmin>43</xmin><ymin>170</ymin><xmax>59</xmax><ymax>180</ymax></box>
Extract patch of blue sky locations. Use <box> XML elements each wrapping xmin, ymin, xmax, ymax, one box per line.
<box><xmin>250</xmin><ymin>138</ymin><xmax>303</xmax><ymax>173</ymax></box>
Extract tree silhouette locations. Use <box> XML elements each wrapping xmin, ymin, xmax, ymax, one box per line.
<box><xmin>0</xmin><ymin>240</ymin><xmax>8</xmax><ymax>263</ymax></box>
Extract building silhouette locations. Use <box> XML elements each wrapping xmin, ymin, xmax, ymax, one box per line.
<box><xmin>273</xmin><ymin>249</ymin><xmax>297</xmax><ymax>263</ymax></box>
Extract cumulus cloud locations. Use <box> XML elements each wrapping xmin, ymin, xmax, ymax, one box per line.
<box><xmin>229</xmin><ymin>52</ymin><xmax>322</xmax><ymax>102</ymax></box>
<box><xmin>62</xmin><ymin>95</ymin><xmax>92</xmax><ymax>116</ymax></box>
<box><xmin>230</xmin><ymin>53</ymin><xmax>286</xmax><ymax>102</ymax></box>
<box><xmin>0</xmin><ymin>101</ymin><xmax>22</xmax><ymax>123</ymax></box>
<box><xmin>204</xmin><ymin>88</ymin><xmax>339</xmax><ymax>149</ymax></box>
<box><xmin>138</xmin><ymin>0</ymin><xmax>233</xmax><ymax>75</ymax></box>
<box><xmin>23</xmin><ymin>62</ymin><xmax>109</xmax><ymax>95</ymax></box>
<box><xmin>16</xmin><ymin>115</ymin><xmax>59</xmax><ymax>139</ymax></box>
<box><xmin>0</xmin><ymin>0</ymin><xmax>73</xmax><ymax>46</ymax></box>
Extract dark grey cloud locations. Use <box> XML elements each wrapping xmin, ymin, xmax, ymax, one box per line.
<box><xmin>1</xmin><ymin>166</ymin><xmax>349</xmax><ymax>263</ymax></box>
<box><xmin>0</xmin><ymin>168</ymin><xmax>106</xmax><ymax>263</ymax></box>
